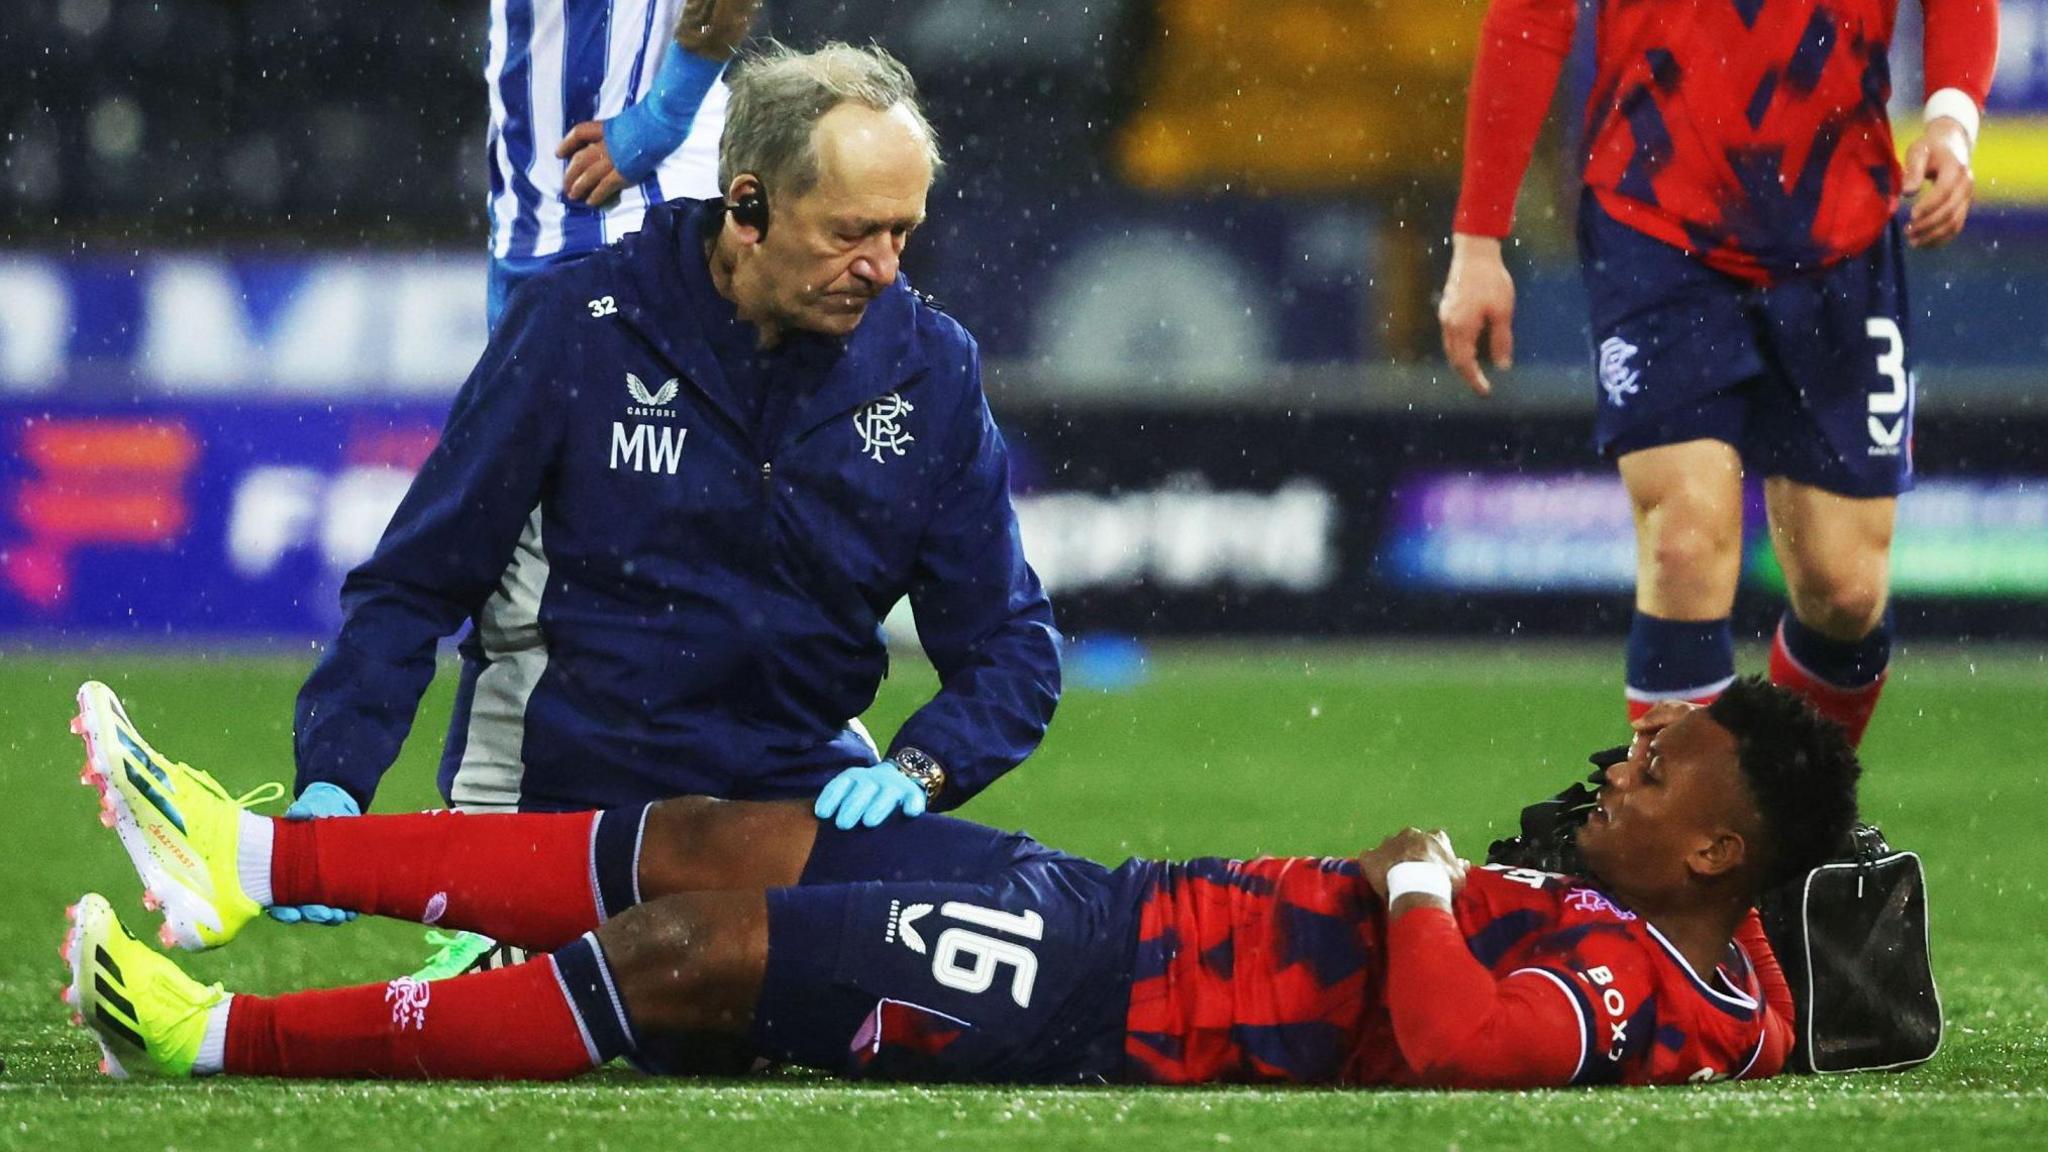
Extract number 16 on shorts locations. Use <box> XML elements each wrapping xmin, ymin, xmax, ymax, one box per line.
<box><xmin>889</xmin><ymin>899</ymin><xmax>1044</xmax><ymax>1007</ymax></box>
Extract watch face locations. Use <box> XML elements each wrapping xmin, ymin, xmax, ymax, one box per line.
<box><xmin>895</xmin><ymin>749</ymin><xmax>943</xmax><ymax>799</ymax></box>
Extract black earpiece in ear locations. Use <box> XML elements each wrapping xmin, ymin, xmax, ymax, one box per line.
<box><xmin>729</xmin><ymin>185</ymin><xmax>770</xmax><ymax>239</ymax></box>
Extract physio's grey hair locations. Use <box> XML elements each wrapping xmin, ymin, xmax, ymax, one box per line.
<box><xmin>717</xmin><ymin>41</ymin><xmax>944</xmax><ymax>199</ymax></box>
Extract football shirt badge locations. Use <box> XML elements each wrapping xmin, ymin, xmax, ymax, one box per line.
<box><xmin>855</xmin><ymin>393</ymin><xmax>915</xmax><ymax>463</ymax></box>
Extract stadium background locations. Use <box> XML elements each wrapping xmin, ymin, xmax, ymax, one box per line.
<box><xmin>2</xmin><ymin>2</ymin><xmax>2044</xmax><ymax>1148</ymax></box>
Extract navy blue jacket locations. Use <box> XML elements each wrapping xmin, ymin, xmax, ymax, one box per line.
<box><xmin>295</xmin><ymin>201</ymin><xmax>1060</xmax><ymax>812</ymax></box>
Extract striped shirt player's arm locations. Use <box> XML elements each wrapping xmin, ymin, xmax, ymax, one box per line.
<box><xmin>1451</xmin><ymin>0</ymin><xmax>1580</xmax><ymax>238</ymax></box>
<box><xmin>1736</xmin><ymin>910</ymin><xmax>1797</xmax><ymax>1078</ymax></box>
<box><xmin>600</xmin><ymin>0</ymin><xmax>760</xmax><ymax>186</ymax></box>
<box><xmin>1382</xmin><ymin>906</ymin><xmax>1588</xmax><ymax>1088</ymax></box>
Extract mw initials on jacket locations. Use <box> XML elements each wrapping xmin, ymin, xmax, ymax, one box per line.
<box><xmin>610</xmin><ymin>422</ymin><xmax>689</xmax><ymax>474</ymax></box>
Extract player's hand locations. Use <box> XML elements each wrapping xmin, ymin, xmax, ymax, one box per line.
<box><xmin>1359</xmin><ymin>827</ymin><xmax>1469</xmax><ymax>904</ymax></box>
<box><xmin>267</xmin><ymin>782</ymin><xmax>359</xmax><ymax>926</ymax></box>
<box><xmin>1438</xmin><ymin>233</ymin><xmax>1517</xmax><ymax>398</ymax></box>
<box><xmin>1903</xmin><ymin>117</ymin><xmax>1975</xmax><ymax>249</ymax></box>
<box><xmin>814</xmin><ymin>761</ymin><xmax>928</xmax><ymax>831</ymax></box>
<box><xmin>557</xmin><ymin>121</ymin><xmax>630</xmax><ymax>208</ymax></box>
<box><xmin>676</xmin><ymin>0</ymin><xmax>757</xmax><ymax>60</ymax></box>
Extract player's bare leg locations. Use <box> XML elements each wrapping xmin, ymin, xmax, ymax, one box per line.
<box><xmin>636</xmin><ymin>798</ymin><xmax>818</xmax><ymax>895</ymax></box>
<box><xmin>1618</xmin><ymin>440</ymin><xmax>1746</xmax><ymax>619</ymax></box>
<box><xmin>594</xmin><ymin>891</ymin><xmax>770</xmax><ymax>1039</ymax></box>
<box><xmin>1617</xmin><ymin>440</ymin><xmax>1745</xmax><ymax>719</ymax></box>
<box><xmin>1761</xmin><ymin>478</ymin><xmax>1898</xmax><ymax>743</ymax></box>
<box><xmin>617</xmin><ymin>803</ymin><xmax>810</xmax><ymax>1072</ymax></box>
<box><xmin>1763</xmin><ymin>480</ymin><xmax>1895</xmax><ymax>639</ymax></box>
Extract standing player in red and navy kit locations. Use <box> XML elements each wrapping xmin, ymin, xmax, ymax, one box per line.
<box><xmin>66</xmin><ymin>677</ymin><xmax>1853</xmax><ymax>1089</ymax></box>
<box><xmin>1438</xmin><ymin>0</ymin><xmax>1999</xmax><ymax>744</ymax></box>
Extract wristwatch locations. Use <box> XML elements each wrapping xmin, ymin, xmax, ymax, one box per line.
<box><xmin>892</xmin><ymin>747</ymin><xmax>946</xmax><ymax>803</ymax></box>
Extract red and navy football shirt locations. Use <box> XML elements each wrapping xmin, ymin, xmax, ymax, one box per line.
<box><xmin>1121</xmin><ymin>858</ymin><xmax>1793</xmax><ymax>1087</ymax></box>
<box><xmin>1454</xmin><ymin>0</ymin><xmax>1998</xmax><ymax>281</ymax></box>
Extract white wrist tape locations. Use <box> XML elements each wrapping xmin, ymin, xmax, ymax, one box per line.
<box><xmin>1924</xmin><ymin>88</ymin><xmax>1981</xmax><ymax>154</ymax></box>
<box><xmin>1386</xmin><ymin>860</ymin><xmax>1454</xmax><ymax>907</ymax></box>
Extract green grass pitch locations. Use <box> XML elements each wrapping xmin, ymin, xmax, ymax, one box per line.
<box><xmin>1</xmin><ymin>642</ymin><xmax>2043</xmax><ymax>1149</ymax></box>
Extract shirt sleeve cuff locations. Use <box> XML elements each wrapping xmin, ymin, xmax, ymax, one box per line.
<box><xmin>1924</xmin><ymin>87</ymin><xmax>1982</xmax><ymax>154</ymax></box>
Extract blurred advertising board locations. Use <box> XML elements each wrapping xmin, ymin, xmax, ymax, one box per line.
<box><xmin>1</xmin><ymin>405</ymin><xmax>442</xmax><ymax>637</ymax></box>
<box><xmin>1378</xmin><ymin>472</ymin><xmax>1638</xmax><ymax>593</ymax></box>
<box><xmin>4</xmin><ymin>236</ymin><xmax>2036</xmax><ymax>412</ymax></box>
<box><xmin>924</xmin><ymin>196</ymin><xmax>1377</xmax><ymax>374</ymax></box>
<box><xmin>0</xmin><ymin>200</ymin><xmax>1375</xmax><ymax>400</ymax></box>
<box><xmin>1383</xmin><ymin>472</ymin><xmax>2048</xmax><ymax>601</ymax></box>
<box><xmin>0</xmin><ymin>256</ymin><xmax>487</xmax><ymax>396</ymax></box>
<box><xmin>4</xmin><ymin>402</ymin><xmax>2045</xmax><ymax>641</ymax></box>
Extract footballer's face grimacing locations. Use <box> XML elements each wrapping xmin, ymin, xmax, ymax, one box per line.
<box><xmin>733</xmin><ymin>103</ymin><xmax>931</xmax><ymax>343</ymax></box>
<box><xmin>1575</xmin><ymin>705</ymin><xmax>1760</xmax><ymax>911</ymax></box>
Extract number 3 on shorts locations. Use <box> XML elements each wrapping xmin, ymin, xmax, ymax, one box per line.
<box><xmin>930</xmin><ymin>902</ymin><xmax>1044</xmax><ymax>1007</ymax></box>
<box><xmin>1866</xmin><ymin>318</ymin><xmax>1909</xmax><ymax>451</ymax></box>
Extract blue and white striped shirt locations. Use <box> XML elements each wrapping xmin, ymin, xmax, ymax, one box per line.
<box><xmin>483</xmin><ymin>0</ymin><xmax>727</xmax><ymax>260</ymax></box>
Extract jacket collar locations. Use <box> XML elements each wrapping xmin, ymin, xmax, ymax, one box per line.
<box><xmin>616</xmin><ymin>200</ymin><xmax>930</xmax><ymax>446</ymax></box>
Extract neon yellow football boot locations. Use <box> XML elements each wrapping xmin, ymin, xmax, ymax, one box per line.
<box><xmin>61</xmin><ymin>893</ymin><xmax>224</xmax><ymax>1078</ymax></box>
<box><xmin>72</xmin><ymin>680</ymin><xmax>283</xmax><ymax>950</ymax></box>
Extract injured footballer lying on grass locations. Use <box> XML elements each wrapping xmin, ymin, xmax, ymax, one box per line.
<box><xmin>59</xmin><ymin>675</ymin><xmax>1857</xmax><ymax>1088</ymax></box>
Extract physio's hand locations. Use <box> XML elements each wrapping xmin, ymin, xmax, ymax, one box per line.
<box><xmin>267</xmin><ymin>782</ymin><xmax>359</xmax><ymax>925</ymax></box>
<box><xmin>814</xmin><ymin>762</ymin><xmax>928</xmax><ymax>831</ymax></box>
<box><xmin>1438</xmin><ymin>233</ymin><xmax>1517</xmax><ymax>397</ymax></box>
<box><xmin>1360</xmin><ymin>827</ymin><xmax>1469</xmax><ymax>905</ymax></box>
<box><xmin>1626</xmin><ymin>698</ymin><xmax>1700</xmax><ymax>763</ymax></box>
<box><xmin>557</xmin><ymin>121</ymin><xmax>629</xmax><ymax>208</ymax></box>
<box><xmin>1903</xmin><ymin>117</ymin><xmax>1975</xmax><ymax>249</ymax></box>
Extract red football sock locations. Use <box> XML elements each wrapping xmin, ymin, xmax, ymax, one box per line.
<box><xmin>1769</xmin><ymin>625</ymin><xmax>1887</xmax><ymax>746</ymax></box>
<box><xmin>225</xmin><ymin>960</ymin><xmax>597</xmax><ymax>1080</ymax></box>
<box><xmin>270</xmin><ymin>811</ymin><xmax>602</xmax><ymax>951</ymax></box>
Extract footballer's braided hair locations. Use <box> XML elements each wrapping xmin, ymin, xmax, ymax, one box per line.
<box><xmin>1707</xmin><ymin>676</ymin><xmax>1863</xmax><ymax>890</ymax></box>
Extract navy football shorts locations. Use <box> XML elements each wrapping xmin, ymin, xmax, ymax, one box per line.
<box><xmin>1578</xmin><ymin>196</ymin><xmax>1915</xmax><ymax>498</ymax></box>
<box><xmin>747</xmin><ymin>816</ymin><xmax>1143</xmax><ymax>1083</ymax></box>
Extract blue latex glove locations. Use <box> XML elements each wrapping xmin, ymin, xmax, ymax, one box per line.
<box><xmin>603</xmin><ymin>42</ymin><xmax>727</xmax><ymax>184</ymax></box>
<box><xmin>267</xmin><ymin>782</ymin><xmax>360</xmax><ymax>925</ymax></box>
<box><xmin>814</xmin><ymin>761</ymin><xmax>927</xmax><ymax>831</ymax></box>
